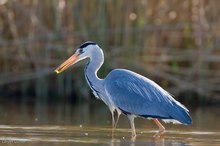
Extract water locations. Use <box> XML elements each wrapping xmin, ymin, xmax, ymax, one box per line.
<box><xmin>0</xmin><ymin>101</ymin><xmax>219</xmax><ymax>146</ymax></box>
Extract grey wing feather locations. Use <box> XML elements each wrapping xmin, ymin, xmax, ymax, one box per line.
<box><xmin>104</xmin><ymin>69</ymin><xmax>192</xmax><ymax>124</ymax></box>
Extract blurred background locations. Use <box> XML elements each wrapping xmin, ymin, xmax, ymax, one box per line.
<box><xmin>0</xmin><ymin>0</ymin><xmax>219</xmax><ymax>126</ymax></box>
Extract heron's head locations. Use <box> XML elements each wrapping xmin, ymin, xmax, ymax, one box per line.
<box><xmin>54</xmin><ymin>41</ymin><xmax>100</xmax><ymax>74</ymax></box>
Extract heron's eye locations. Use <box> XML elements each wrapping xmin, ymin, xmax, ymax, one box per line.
<box><xmin>79</xmin><ymin>48</ymin><xmax>84</xmax><ymax>54</ymax></box>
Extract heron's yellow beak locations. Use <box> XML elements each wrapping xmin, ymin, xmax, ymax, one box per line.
<box><xmin>54</xmin><ymin>53</ymin><xmax>80</xmax><ymax>74</ymax></box>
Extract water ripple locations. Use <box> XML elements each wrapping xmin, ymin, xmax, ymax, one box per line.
<box><xmin>0</xmin><ymin>125</ymin><xmax>219</xmax><ymax>145</ymax></box>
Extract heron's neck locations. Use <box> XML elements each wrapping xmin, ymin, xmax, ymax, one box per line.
<box><xmin>85</xmin><ymin>59</ymin><xmax>102</xmax><ymax>81</ymax></box>
<box><xmin>84</xmin><ymin>52</ymin><xmax>104</xmax><ymax>92</ymax></box>
<box><xmin>84</xmin><ymin>49</ymin><xmax>114</xmax><ymax>109</ymax></box>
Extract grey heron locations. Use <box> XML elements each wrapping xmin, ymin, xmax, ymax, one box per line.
<box><xmin>55</xmin><ymin>41</ymin><xmax>192</xmax><ymax>137</ymax></box>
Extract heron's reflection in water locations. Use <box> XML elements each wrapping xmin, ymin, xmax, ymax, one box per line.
<box><xmin>109</xmin><ymin>130</ymin><xmax>189</xmax><ymax>146</ymax></box>
<box><xmin>110</xmin><ymin>136</ymin><xmax>165</xmax><ymax>146</ymax></box>
<box><xmin>110</xmin><ymin>129</ymin><xmax>166</xmax><ymax>146</ymax></box>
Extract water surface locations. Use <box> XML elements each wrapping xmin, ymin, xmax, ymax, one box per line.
<box><xmin>0</xmin><ymin>101</ymin><xmax>219</xmax><ymax>146</ymax></box>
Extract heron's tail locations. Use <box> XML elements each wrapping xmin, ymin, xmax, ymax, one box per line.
<box><xmin>169</xmin><ymin>101</ymin><xmax>192</xmax><ymax>125</ymax></box>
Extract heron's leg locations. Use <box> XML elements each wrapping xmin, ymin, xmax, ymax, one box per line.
<box><xmin>128</xmin><ymin>115</ymin><xmax>136</xmax><ymax>138</ymax></box>
<box><xmin>114</xmin><ymin>109</ymin><xmax>121</xmax><ymax>128</ymax></box>
<box><xmin>114</xmin><ymin>114</ymin><xmax>120</xmax><ymax>128</ymax></box>
<box><xmin>153</xmin><ymin>118</ymin><xmax>165</xmax><ymax>137</ymax></box>
<box><xmin>111</xmin><ymin>111</ymin><xmax>115</xmax><ymax>128</ymax></box>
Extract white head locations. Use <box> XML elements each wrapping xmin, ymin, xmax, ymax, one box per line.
<box><xmin>55</xmin><ymin>41</ymin><xmax>103</xmax><ymax>74</ymax></box>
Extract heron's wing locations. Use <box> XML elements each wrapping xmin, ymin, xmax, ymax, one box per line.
<box><xmin>104</xmin><ymin>69</ymin><xmax>192</xmax><ymax>124</ymax></box>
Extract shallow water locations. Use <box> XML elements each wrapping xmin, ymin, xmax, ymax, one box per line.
<box><xmin>0</xmin><ymin>125</ymin><xmax>220</xmax><ymax>146</ymax></box>
<box><xmin>0</xmin><ymin>101</ymin><xmax>219</xmax><ymax>146</ymax></box>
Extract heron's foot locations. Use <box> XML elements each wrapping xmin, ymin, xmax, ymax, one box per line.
<box><xmin>152</xmin><ymin>119</ymin><xmax>165</xmax><ymax>138</ymax></box>
<box><xmin>153</xmin><ymin>131</ymin><xmax>164</xmax><ymax>138</ymax></box>
<box><xmin>153</xmin><ymin>127</ymin><xmax>165</xmax><ymax>138</ymax></box>
<box><xmin>131</xmin><ymin>134</ymin><xmax>136</xmax><ymax>141</ymax></box>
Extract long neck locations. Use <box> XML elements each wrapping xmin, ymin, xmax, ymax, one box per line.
<box><xmin>84</xmin><ymin>49</ymin><xmax>104</xmax><ymax>95</ymax></box>
<box><xmin>84</xmin><ymin>48</ymin><xmax>114</xmax><ymax>109</ymax></box>
<box><xmin>85</xmin><ymin>57</ymin><xmax>103</xmax><ymax>82</ymax></box>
